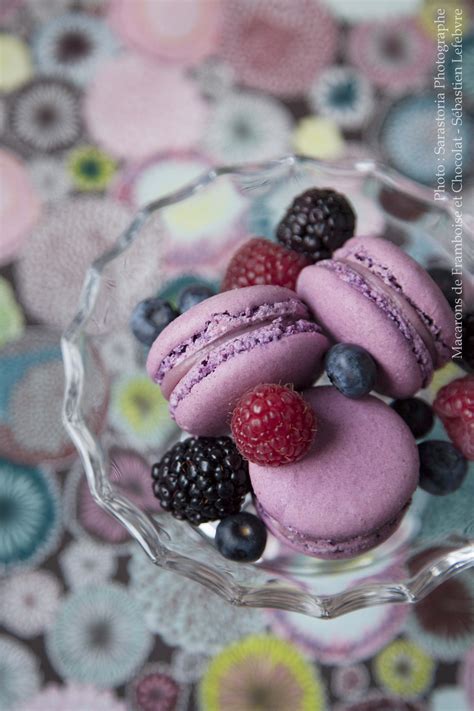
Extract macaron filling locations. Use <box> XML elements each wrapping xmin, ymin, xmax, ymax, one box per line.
<box><xmin>168</xmin><ymin>317</ymin><xmax>321</xmax><ymax>417</ymax></box>
<box><xmin>337</xmin><ymin>245</ymin><xmax>451</xmax><ymax>363</ymax></box>
<box><xmin>255</xmin><ymin>498</ymin><xmax>410</xmax><ymax>559</ymax></box>
<box><xmin>151</xmin><ymin>298</ymin><xmax>310</xmax><ymax>386</ymax></box>
<box><xmin>319</xmin><ymin>260</ymin><xmax>434</xmax><ymax>386</ymax></box>
<box><xmin>150</xmin><ymin>298</ymin><xmax>315</xmax><ymax>399</ymax></box>
<box><xmin>336</xmin><ymin>258</ymin><xmax>437</xmax><ymax>362</ymax></box>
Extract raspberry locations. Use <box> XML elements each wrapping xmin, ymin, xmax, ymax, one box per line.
<box><xmin>433</xmin><ymin>375</ymin><xmax>474</xmax><ymax>460</ymax></box>
<box><xmin>231</xmin><ymin>384</ymin><xmax>317</xmax><ymax>466</ymax></box>
<box><xmin>276</xmin><ymin>188</ymin><xmax>356</xmax><ymax>262</ymax></box>
<box><xmin>434</xmin><ymin>375</ymin><xmax>473</xmax><ymax>420</ymax></box>
<box><xmin>221</xmin><ymin>237</ymin><xmax>310</xmax><ymax>291</ymax></box>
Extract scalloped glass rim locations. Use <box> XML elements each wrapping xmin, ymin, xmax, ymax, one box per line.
<box><xmin>61</xmin><ymin>155</ymin><xmax>474</xmax><ymax>619</ymax></box>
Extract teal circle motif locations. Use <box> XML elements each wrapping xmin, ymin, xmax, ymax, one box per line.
<box><xmin>0</xmin><ymin>458</ymin><xmax>60</xmax><ymax>571</ymax></box>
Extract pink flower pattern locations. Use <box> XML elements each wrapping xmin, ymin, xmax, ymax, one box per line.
<box><xmin>18</xmin><ymin>683</ymin><xmax>127</xmax><ymax>711</ymax></box>
<box><xmin>219</xmin><ymin>0</ymin><xmax>337</xmax><ymax>96</ymax></box>
<box><xmin>108</xmin><ymin>0</ymin><xmax>221</xmax><ymax>66</ymax></box>
<box><xmin>68</xmin><ymin>447</ymin><xmax>160</xmax><ymax>545</ymax></box>
<box><xmin>85</xmin><ymin>53</ymin><xmax>208</xmax><ymax>160</ymax></box>
<box><xmin>0</xmin><ymin>149</ymin><xmax>41</xmax><ymax>265</ymax></box>
<box><xmin>348</xmin><ymin>19</ymin><xmax>436</xmax><ymax>93</ymax></box>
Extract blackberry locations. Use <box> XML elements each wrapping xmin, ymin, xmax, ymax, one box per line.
<box><xmin>276</xmin><ymin>188</ymin><xmax>356</xmax><ymax>262</ymax></box>
<box><xmin>151</xmin><ymin>436</ymin><xmax>251</xmax><ymax>524</ymax></box>
<box><xmin>462</xmin><ymin>312</ymin><xmax>473</xmax><ymax>371</ymax></box>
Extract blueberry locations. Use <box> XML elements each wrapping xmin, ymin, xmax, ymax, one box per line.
<box><xmin>215</xmin><ymin>512</ymin><xmax>267</xmax><ymax>562</ymax></box>
<box><xmin>130</xmin><ymin>297</ymin><xmax>178</xmax><ymax>346</ymax></box>
<box><xmin>325</xmin><ymin>343</ymin><xmax>377</xmax><ymax>399</ymax></box>
<box><xmin>178</xmin><ymin>284</ymin><xmax>215</xmax><ymax>313</ymax></box>
<box><xmin>418</xmin><ymin>440</ymin><xmax>467</xmax><ymax>495</ymax></box>
<box><xmin>391</xmin><ymin>398</ymin><xmax>434</xmax><ymax>439</ymax></box>
<box><xmin>427</xmin><ymin>267</ymin><xmax>456</xmax><ymax>309</ymax></box>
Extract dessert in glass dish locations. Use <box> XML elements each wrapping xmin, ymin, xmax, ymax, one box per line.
<box><xmin>62</xmin><ymin>156</ymin><xmax>473</xmax><ymax>618</ymax></box>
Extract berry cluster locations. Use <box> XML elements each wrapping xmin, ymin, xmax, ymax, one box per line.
<box><xmin>140</xmin><ymin>185</ymin><xmax>468</xmax><ymax>564</ymax></box>
<box><xmin>151</xmin><ymin>436</ymin><xmax>266</xmax><ymax>561</ymax></box>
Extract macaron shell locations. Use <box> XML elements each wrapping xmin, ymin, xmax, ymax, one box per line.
<box><xmin>172</xmin><ymin>330</ymin><xmax>328</xmax><ymax>436</ymax></box>
<box><xmin>297</xmin><ymin>264</ymin><xmax>425</xmax><ymax>398</ymax></box>
<box><xmin>250</xmin><ymin>386</ymin><xmax>419</xmax><ymax>544</ymax></box>
<box><xmin>335</xmin><ymin>235</ymin><xmax>455</xmax><ymax>363</ymax></box>
<box><xmin>256</xmin><ymin>500</ymin><xmax>407</xmax><ymax>559</ymax></box>
<box><xmin>146</xmin><ymin>284</ymin><xmax>302</xmax><ymax>380</ymax></box>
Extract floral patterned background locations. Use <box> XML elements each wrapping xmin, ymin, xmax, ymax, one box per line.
<box><xmin>0</xmin><ymin>1</ymin><xmax>473</xmax><ymax>710</ymax></box>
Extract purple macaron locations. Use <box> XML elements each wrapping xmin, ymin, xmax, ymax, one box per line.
<box><xmin>146</xmin><ymin>285</ymin><xmax>329</xmax><ymax>436</ymax></box>
<box><xmin>250</xmin><ymin>386</ymin><xmax>419</xmax><ymax>560</ymax></box>
<box><xmin>297</xmin><ymin>235</ymin><xmax>455</xmax><ymax>398</ymax></box>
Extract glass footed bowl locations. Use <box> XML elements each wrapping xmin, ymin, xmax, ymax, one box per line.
<box><xmin>62</xmin><ymin>155</ymin><xmax>474</xmax><ymax>619</ymax></box>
